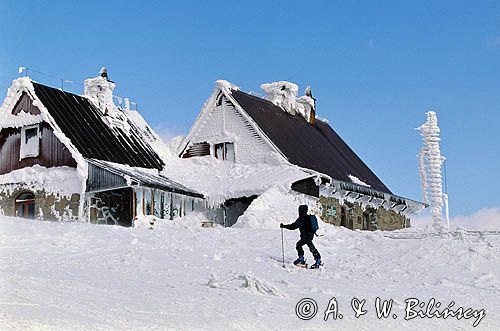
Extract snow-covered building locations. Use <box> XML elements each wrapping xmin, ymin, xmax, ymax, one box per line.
<box><xmin>0</xmin><ymin>70</ymin><xmax>203</xmax><ymax>226</ymax></box>
<box><xmin>179</xmin><ymin>80</ymin><xmax>425</xmax><ymax>230</ymax></box>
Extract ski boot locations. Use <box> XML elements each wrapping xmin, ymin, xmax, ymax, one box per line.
<box><xmin>293</xmin><ymin>255</ymin><xmax>306</xmax><ymax>267</ymax></box>
<box><xmin>310</xmin><ymin>258</ymin><xmax>323</xmax><ymax>269</ymax></box>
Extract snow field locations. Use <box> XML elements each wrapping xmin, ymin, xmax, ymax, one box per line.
<box><xmin>1</xmin><ymin>216</ymin><xmax>498</xmax><ymax>330</ymax></box>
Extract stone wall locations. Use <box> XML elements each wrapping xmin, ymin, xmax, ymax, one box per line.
<box><xmin>320</xmin><ymin>196</ymin><xmax>410</xmax><ymax>231</ymax></box>
<box><xmin>0</xmin><ymin>184</ymin><xmax>80</xmax><ymax>221</ymax></box>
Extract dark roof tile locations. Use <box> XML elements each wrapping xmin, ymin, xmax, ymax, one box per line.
<box><xmin>231</xmin><ymin>90</ymin><xmax>392</xmax><ymax>194</ymax></box>
<box><xmin>33</xmin><ymin>82</ymin><xmax>164</xmax><ymax>169</ymax></box>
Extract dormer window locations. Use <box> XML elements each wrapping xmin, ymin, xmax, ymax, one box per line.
<box><xmin>20</xmin><ymin>124</ymin><xmax>40</xmax><ymax>159</ymax></box>
<box><xmin>214</xmin><ymin>142</ymin><xmax>235</xmax><ymax>162</ymax></box>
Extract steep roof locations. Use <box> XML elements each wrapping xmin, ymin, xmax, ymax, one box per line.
<box><xmin>32</xmin><ymin>82</ymin><xmax>164</xmax><ymax>170</ymax></box>
<box><xmin>230</xmin><ymin>90</ymin><xmax>393</xmax><ymax>194</ymax></box>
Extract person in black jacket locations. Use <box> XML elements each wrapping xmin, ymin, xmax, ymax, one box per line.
<box><xmin>280</xmin><ymin>205</ymin><xmax>322</xmax><ymax>268</ymax></box>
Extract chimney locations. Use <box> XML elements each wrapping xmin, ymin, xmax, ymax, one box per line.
<box><xmin>305</xmin><ymin>86</ymin><xmax>316</xmax><ymax>125</ymax></box>
<box><xmin>260</xmin><ymin>81</ymin><xmax>299</xmax><ymax>115</ymax></box>
<box><xmin>99</xmin><ymin>67</ymin><xmax>108</xmax><ymax>79</ymax></box>
<box><xmin>84</xmin><ymin>67</ymin><xmax>116</xmax><ymax>114</ymax></box>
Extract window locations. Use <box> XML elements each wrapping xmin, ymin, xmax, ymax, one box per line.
<box><xmin>215</xmin><ymin>92</ymin><xmax>223</xmax><ymax>107</ymax></box>
<box><xmin>20</xmin><ymin>125</ymin><xmax>40</xmax><ymax>159</ymax></box>
<box><xmin>182</xmin><ymin>142</ymin><xmax>210</xmax><ymax>158</ymax></box>
<box><xmin>214</xmin><ymin>142</ymin><xmax>235</xmax><ymax>162</ymax></box>
<box><xmin>144</xmin><ymin>189</ymin><xmax>153</xmax><ymax>215</ymax></box>
<box><xmin>135</xmin><ymin>188</ymin><xmax>143</xmax><ymax>217</ymax></box>
<box><xmin>15</xmin><ymin>191</ymin><xmax>35</xmax><ymax>219</ymax></box>
<box><xmin>154</xmin><ymin>190</ymin><xmax>161</xmax><ymax>218</ymax></box>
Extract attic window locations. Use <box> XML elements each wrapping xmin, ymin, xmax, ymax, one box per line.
<box><xmin>20</xmin><ymin>124</ymin><xmax>40</xmax><ymax>159</ymax></box>
<box><xmin>215</xmin><ymin>142</ymin><xmax>235</xmax><ymax>162</ymax></box>
<box><xmin>215</xmin><ymin>92</ymin><xmax>223</xmax><ymax>107</ymax></box>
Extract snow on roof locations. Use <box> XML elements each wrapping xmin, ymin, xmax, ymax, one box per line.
<box><xmin>348</xmin><ymin>174</ymin><xmax>371</xmax><ymax>187</ymax></box>
<box><xmin>87</xmin><ymin>159</ymin><xmax>202</xmax><ymax>197</ymax></box>
<box><xmin>260</xmin><ymin>81</ymin><xmax>299</xmax><ymax>115</ymax></box>
<box><xmin>0</xmin><ymin>165</ymin><xmax>81</xmax><ymax>197</ymax></box>
<box><xmin>260</xmin><ymin>81</ymin><xmax>315</xmax><ymax>121</ymax></box>
<box><xmin>0</xmin><ymin>77</ymin><xmax>44</xmax><ymax>130</ymax></box>
<box><xmin>160</xmin><ymin>156</ymin><xmax>314</xmax><ymax>206</ymax></box>
<box><xmin>216</xmin><ymin>80</ymin><xmax>239</xmax><ymax>94</ymax></box>
<box><xmin>1</xmin><ymin>74</ymin><xmax>169</xmax><ymax>171</ymax></box>
<box><xmin>230</xmin><ymin>90</ymin><xmax>393</xmax><ymax>194</ymax></box>
<box><xmin>31</xmin><ymin>82</ymin><xmax>164</xmax><ymax>169</ymax></box>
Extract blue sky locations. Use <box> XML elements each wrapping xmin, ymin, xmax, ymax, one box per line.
<box><xmin>1</xmin><ymin>1</ymin><xmax>499</xmax><ymax>216</ymax></box>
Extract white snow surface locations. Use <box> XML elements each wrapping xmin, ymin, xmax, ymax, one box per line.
<box><xmin>161</xmin><ymin>156</ymin><xmax>313</xmax><ymax>206</ymax></box>
<box><xmin>347</xmin><ymin>174</ymin><xmax>371</xmax><ymax>187</ymax></box>
<box><xmin>412</xmin><ymin>207</ymin><xmax>500</xmax><ymax>231</ymax></box>
<box><xmin>216</xmin><ymin>79</ymin><xmax>239</xmax><ymax>93</ymax></box>
<box><xmin>0</xmin><ymin>165</ymin><xmax>81</xmax><ymax>197</ymax></box>
<box><xmin>235</xmin><ymin>186</ymin><xmax>320</xmax><ymax>230</ymax></box>
<box><xmin>0</xmin><ymin>215</ymin><xmax>498</xmax><ymax>330</ymax></box>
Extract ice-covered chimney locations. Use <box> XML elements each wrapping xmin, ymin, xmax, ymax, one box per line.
<box><xmin>261</xmin><ymin>81</ymin><xmax>318</xmax><ymax>124</ymax></box>
<box><xmin>298</xmin><ymin>86</ymin><xmax>316</xmax><ymax>125</ymax></box>
<box><xmin>261</xmin><ymin>81</ymin><xmax>299</xmax><ymax>115</ymax></box>
<box><xmin>84</xmin><ymin>67</ymin><xmax>116</xmax><ymax>115</ymax></box>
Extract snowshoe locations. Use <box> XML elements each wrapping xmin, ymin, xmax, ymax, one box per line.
<box><xmin>310</xmin><ymin>259</ymin><xmax>323</xmax><ymax>269</ymax></box>
<box><xmin>293</xmin><ymin>256</ymin><xmax>307</xmax><ymax>268</ymax></box>
<box><xmin>293</xmin><ymin>256</ymin><xmax>305</xmax><ymax>265</ymax></box>
<box><xmin>294</xmin><ymin>262</ymin><xmax>309</xmax><ymax>269</ymax></box>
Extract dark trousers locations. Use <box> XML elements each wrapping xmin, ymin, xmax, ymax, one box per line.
<box><xmin>296</xmin><ymin>235</ymin><xmax>321</xmax><ymax>260</ymax></box>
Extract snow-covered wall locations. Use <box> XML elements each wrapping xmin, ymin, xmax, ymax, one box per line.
<box><xmin>0</xmin><ymin>165</ymin><xmax>82</xmax><ymax>221</ymax></box>
<box><xmin>185</xmin><ymin>91</ymin><xmax>283</xmax><ymax>165</ymax></box>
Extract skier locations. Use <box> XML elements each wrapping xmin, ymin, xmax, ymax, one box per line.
<box><xmin>280</xmin><ymin>205</ymin><xmax>322</xmax><ymax>269</ymax></box>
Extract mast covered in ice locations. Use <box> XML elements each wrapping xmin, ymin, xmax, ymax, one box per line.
<box><xmin>417</xmin><ymin>111</ymin><xmax>449</xmax><ymax>231</ymax></box>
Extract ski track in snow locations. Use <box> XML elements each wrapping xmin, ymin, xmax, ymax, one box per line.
<box><xmin>0</xmin><ymin>217</ymin><xmax>499</xmax><ymax>330</ymax></box>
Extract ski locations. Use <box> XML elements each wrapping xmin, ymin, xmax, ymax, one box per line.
<box><xmin>294</xmin><ymin>263</ymin><xmax>309</xmax><ymax>269</ymax></box>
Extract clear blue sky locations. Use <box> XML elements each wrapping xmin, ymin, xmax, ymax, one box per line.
<box><xmin>1</xmin><ymin>1</ymin><xmax>499</xmax><ymax>216</ymax></box>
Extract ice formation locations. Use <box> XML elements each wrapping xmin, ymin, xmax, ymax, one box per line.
<box><xmin>260</xmin><ymin>82</ymin><xmax>316</xmax><ymax>122</ymax></box>
<box><xmin>260</xmin><ymin>81</ymin><xmax>299</xmax><ymax>115</ymax></box>
<box><xmin>417</xmin><ymin>111</ymin><xmax>449</xmax><ymax>231</ymax></box>
<box><xmin>84</xmin><ymin>67</ymin><xmax>117</xmax><ymax>114</ymax></box>
<box><xmin>348</xmin><ymin>174</ymin><xmax>371</xmax><ymax>187</ymax></box>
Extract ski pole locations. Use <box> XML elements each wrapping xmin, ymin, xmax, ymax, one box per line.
<box><xmin>281</xmin><ymin>227</ymin><xmax>285</xmax><ymax>268</ymax></box>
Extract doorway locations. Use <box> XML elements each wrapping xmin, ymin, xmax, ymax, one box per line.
<box><xmin>15</xmin><ymin>191</ymin><xmax>35</xmax><ymax>219</ymax></box>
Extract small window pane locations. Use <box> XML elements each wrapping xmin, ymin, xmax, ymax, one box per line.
<box><xmin>135</xmin><ymin>189</ymin><xmax>143</xmax><ymax>216</ymax></box>
<box><xmin>163</xmin><ymin>193</ymin><xmax>171</xmax><ymax>220</ymax></box>
<box><xmin>215</xmin><ymin>143</ymin><xmax>224</xmax><ymax>160</ymax></box>
<box><xmin>25</xmin><ymin>128</ymin><xmax>38</xmax><ymax>144</ymax></box>
<box><xmin>27</xmin><ymin>204</ymin><xmax>35</xmax><ymax>219</ymax></box>
<box><xmin>20</xmin><ymin>126</ymin><xmax>40</xmax><ymax>159</ymax></box>
<box><xmin>154</xmin><ymin>190</ymin><xmax>161</xmax><ymax>218</ymax></box>
<box><xmin>225</xmin><ymin>143</ymin><xmax>235</xmax><ymax>162</ymax></box>
<box><xmin>145</xmin><ymin>189</ymin><xmax>152</xmax><ymax>215</ymax></box>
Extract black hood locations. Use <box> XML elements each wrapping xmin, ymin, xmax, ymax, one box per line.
<box><xmin>298</xmin><ymin>205</ymin><xmax>308</xmax><ymax>217</ymax></box>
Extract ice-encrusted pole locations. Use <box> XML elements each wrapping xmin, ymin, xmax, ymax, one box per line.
<box><xmin>417</xmin><ymin>111</ymin><xmax>449</xmax><ymax>231</ymax></box>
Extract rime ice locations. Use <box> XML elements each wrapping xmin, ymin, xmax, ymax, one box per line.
<box><xmin>417</xmin><ymin>111</ymin><xmax>449</xmax><ymax>231</ymax></box>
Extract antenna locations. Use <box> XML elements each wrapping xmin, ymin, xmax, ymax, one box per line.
<box><xmin>60</xmin><ymin>79</ymin><xmax>74</xmax><ymax>91</ymax></box>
